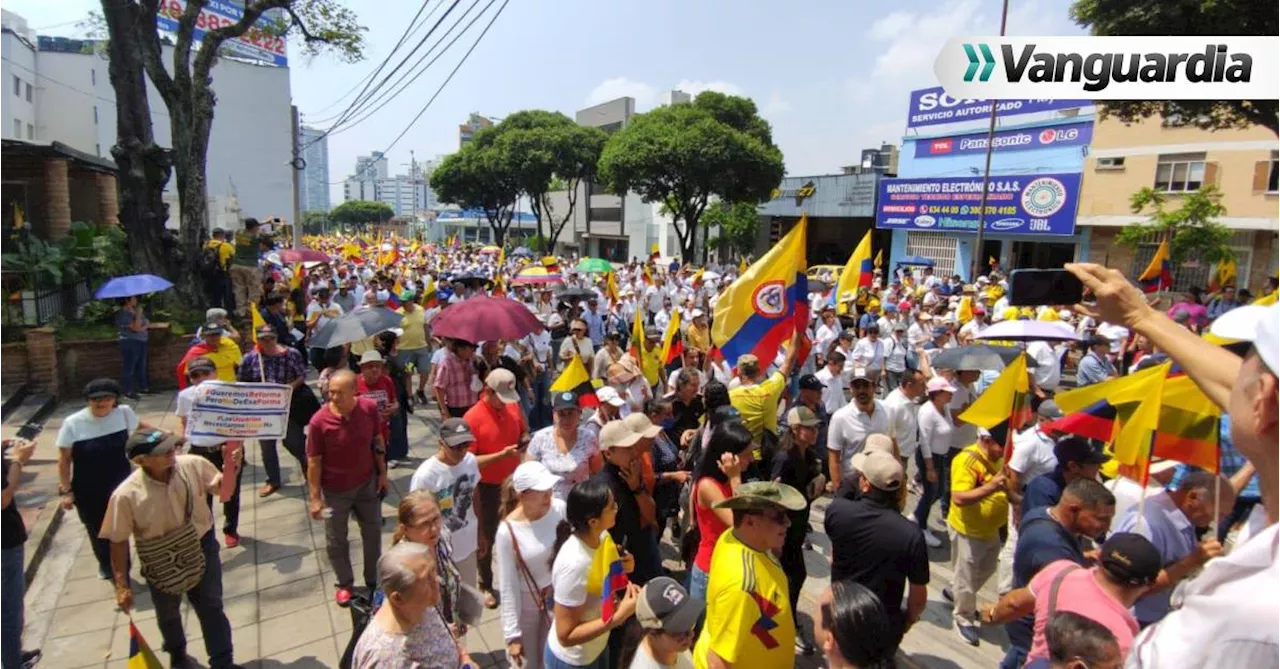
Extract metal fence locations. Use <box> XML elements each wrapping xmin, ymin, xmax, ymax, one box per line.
<box><xmin>2</xmin><ymin>273</ymin><xmax>93</xmax><ymax>326</ymax></box>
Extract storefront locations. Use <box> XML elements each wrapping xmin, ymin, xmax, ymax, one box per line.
<box><xmin>878</xmin><ymin>88</ymin><xmax>1094</xmax><ymax>280</ymax></box>
<box><xmin>755</xmin><ymin>173</ymin><xmax>885</xmax><ymax>265</ymax></box>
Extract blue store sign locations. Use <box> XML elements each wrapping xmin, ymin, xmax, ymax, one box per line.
<box><xmin>876</xmin><ymin>173</ymin><xmax>1081</xmax><ymax>236</ymax></box>
<box><xmin>914</xmin><ymin>121</ymin><xmax>1093</xmax><ymax>158</ymax></box>
<box><xmin>906</xmin><ymin>87</ymin><xmax>1087</xmax><ymax>129</ymax></box>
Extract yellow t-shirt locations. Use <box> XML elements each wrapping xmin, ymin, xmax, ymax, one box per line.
<box><xmin>946</xmin><ymin>443</ymin><xmax>1009</xmax><ymax>540</ymax></box>
<box><xmin>208</xmin><ymin>338</ymin><xmax>242</xmax><ymax>382</ymax></box>
<box><xmin>729</xmin><ymin>372</ymin><xmax>786</xmax><ymax>460</ymax></box>
<box><xmin>205</xmin><ymin>240</ymin><xmax>233</xmax><ymax>269</ymax></box>
<box><xmin>641</xmin><ymin>344</ymin><xmax>663</xmax><ymax>386</ymax></box>
<box><xmin>398</xmin><ymin>307</ymin><xmax>428</xmax><ymax>350</ymax></box>
<box><xmin>693</xmin><ymin>530</ymin><xmax>795</xmax><ymax>669</ymax></box>
<box><xmin>686</xmin><ymin>322</ymin><xmax>711</xmax><ymax>352</ymax></box>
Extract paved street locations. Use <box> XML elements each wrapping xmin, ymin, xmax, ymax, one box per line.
<box><xmin>20</xmin><ymin>390</ymin><xmax>1007</xmax><ymax>668</ymax></box>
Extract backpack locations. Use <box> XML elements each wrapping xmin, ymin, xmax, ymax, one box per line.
<box><xmin>199</xmin><ymin>243</ymin><xmax>224</xmax><ymax>277</ymax></box>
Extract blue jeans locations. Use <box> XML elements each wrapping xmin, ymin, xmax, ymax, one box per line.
<box><xmin>2</xmin><ymin>545</ymin><xmax>23</xmax><ymax>669</ymax></box>
<box><xmin>913</xmin><ymin>451</ymin><xmax>945</xmax><ymax>531</ymax></box>
<box><xmin>688</xmin><ymin>564</ymin><xmax>710</xmax><ymax>603</ymax></box>
<box><xmin>119</xmin><ymin>338</ymin><xmax>149</xmax><ymax>394</ymax></box>
<box><xmin>149</xmin><ymin>531</ymin><xmax>234</xmax><ymax>667</ymax></box>
<box><xmin>530</xmin><ymin>368</ymin><xmax>551</xmax><ymax>431</ymax></box>
<box><xmin>938</xmin><ymin>447</ymin><xmax>961</xmax><ymax>520</ymax></box>
<box><xmin>543</xmin><ymin>643</ymin><xmax>609</xmax><ymax>669</ymax></box>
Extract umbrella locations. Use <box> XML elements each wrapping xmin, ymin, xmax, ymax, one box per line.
<box><xmin>277</xmin><ymin>248</ymin><xmax>331</xmax><ymax>264</ymax></box>
<box><xmin>430</xmin><ymin>296</ymin><xmax>544</xmax><ymax>344</ymax></box>
<box><xmin>94</xmin><ymin>274</ymin><xmax>174</xmax><ymax>299</ymax></box>
<box><xmin>557</xmin><ymin>287</ymin><xmax>598</xmax><ymax>302</ymax></box>
<box><xmin>975</xmin><ymin>320</ymin><xmax>1081</xmax><ymax>343</ymax></box>
<box><xmin>478</xmin><ymin>246</ymin><xmax>502</xmax><ymax>255</ymax></box>
<box><xmin>931</xmin><ymin>344</ymin><xmax>1038</xmax><ymax>371</ymax></box>
<box><xmin>449</xmin><ymin>272</ymin><xmax>493</xmax><ymax>289</ymax></box>
<box><xmin>308</xmin><ymin>307</ymin><xmax>404</xmax><ymax>349</ymax></box>
<box><xmin>575</xmin><ymin>258</ymin><xmax>613</xmax><ymax>274</ymax></box>
<box><xmin>806</xmin><ymin>277</ymin><xmax>832</xmax><ymax>294</ymax></box>
<box><xmin>700</xmin><ymin>270</ymin><xmax>721</xmax><ymax>281</ymax></box>
<box><xmin>512</xmin><ymin>246</ymin><xmax>534</xmax><ymax>257</ymax></box>
<box><xmin>511</xmin><ymin>266</ymin><xmax>563</xmax><ymax>285</ymax></box>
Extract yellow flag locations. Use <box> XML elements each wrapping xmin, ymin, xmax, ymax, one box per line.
<box><xmin>660</xmin><ymin>309</ymin><xmax>682</xmax><ymax>364</ymax></box>
<box><xmin>873</xmin><ymin>248</ymin><xmax>883</xmax><ymax>269</ymax></box>
<box><xmin>289</xmin><ymin>263</ymin><xmax>303</xmax><ymax>290</ymax></box>
<box><xmin>835</xmin><ymin>230</ymin><xmax>873</xmax><ymax>315</ymax></box>
<box><xmin>1254</xmin><ymin>290</ymin><xmax>1278</xmax><ymax>306</ymax></box>
<box><xmin>1054</xmin><ymin>362</ymin><xmax>1168</xmax><ymax>415</ymax></box>
<box><xmin>738</xmin><ymin>257</ymin><xmax>748</xmax><ymax>274</ymax></box>
<box><xmin>12</xmin><ymin>203</ymin><xmax>23</xmax><ymax>230</ymax></box>
<box><xmin>650</xmin><ymin>242</ymin><xmax>660</xmax><ymax>257</ymax></box>
<box><xmin>958</xmin><ymin>353</ymin><xmax>1029</xmax><ymax>429</ymax></box>
<box><xmin>1112</xmin><ymin>362</ymin><xmax>1170</xmax><ymax>467</ymax></box>
<box><xmin>957</xmin><ymin>295</ymin><xmax>974</xmax><ymax>324</ymax></box>
<box><xmin>249</xmin><ymin>301</ymin><xmax>267</xmax><ymax>344</ymax></box>
<box><xmin>605</xmin><ymin>271</ymin><xmax>620</xmax><ymax>305</ymax></box>
<box><xmin>631</xmin><ymin>298</ymin><xmax>646</xmax><ymax>360</ymax></box>
<box><xmin>550</xmin><ymin>355</ymin><xmax>592</xmax><ymax>395</ymax></box>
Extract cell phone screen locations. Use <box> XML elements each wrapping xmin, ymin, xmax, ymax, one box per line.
<box><xmin>1008</xmin><ymin>269</ymin><xmax>1084</xmax><ymax>307</ymax></box>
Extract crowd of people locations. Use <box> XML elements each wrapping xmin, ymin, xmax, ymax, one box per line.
<box><xmin>2</xmin><ymin>221</ymin><xmax>1277</xmax><ymax>669</ymax></box>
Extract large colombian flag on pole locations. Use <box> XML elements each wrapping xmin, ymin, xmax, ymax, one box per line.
<box><xmin>834</xmin><ymin>229</ymin><xmax>874</xmax><ymax>314</ymax></box>
<box><xmin>712</xmin><ymin>214</ymin><xmax>808</xmax><ymax>368</ymax></box>
<box><xmin>1137</xmin><ymin>240</ymin><xmax>1173</xmax><ymax>293</ymax></box>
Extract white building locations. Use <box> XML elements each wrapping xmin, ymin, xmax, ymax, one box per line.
<box><xmin>298</xmin><ymin>125</ymin><xmax>330</xmax><ymax>213</ymax></box>
<box><xmin>0</xmin><ymin>10</ymin><xmax>294</xmax><ymax>231</ymax></box>
<box><xmin>342</xmin><ymin>150</ymin><xmax>437</xmax><ymax>217</ymax></box>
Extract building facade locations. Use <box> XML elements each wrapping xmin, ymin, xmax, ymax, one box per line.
<box><xmin>458</xmin><ymin>113</ymin><xmax>494</xmax><ymax>149</ymax></box>
<box><xmin>1077</xmin><ymin>116</ymin><xmax>1278</xmax><ymax>292</ymax></box>
<box><xmin>298</xmin><ymin>125</ymin><xmax>330</xmax><ymax>212</ymax></box>
<box><xmin>756</xmin><ymin>173</ymin><xmax>883</xmax><ymax>265</ymax></box>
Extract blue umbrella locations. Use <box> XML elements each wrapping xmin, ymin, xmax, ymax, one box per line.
<box><xmin>512</xmin><ymin>246</ymin><xmax>534</xmax><ymax>257</ymax></box>
<box><xmin>94</xmin><ymin>274</ymin><xmax>174</xmax><ymax>299</ymax></box>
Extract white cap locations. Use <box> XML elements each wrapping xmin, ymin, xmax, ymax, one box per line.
<box><xmin>359</xmin><ymin>350</ymin><xmax>384</xmax><ymax>365</ymax></box>
<box><xmin>596</xmin><ymin>386</ymin><xmax>626</xmax><ymax>407</ymax></box>
<box><xmin>512</xmin><ymin>461</ymin><xmax>561</xmax><ymax>493</ymax></box>
<box><xmin>691</xmin><ymin>309</ymin><xmax>705</xmax><ymax>319</ymax></box>
<box><xmin>1210</xmin><ymin>304</ymin><xmax>1280</xmax><ymax>374</ymax></box>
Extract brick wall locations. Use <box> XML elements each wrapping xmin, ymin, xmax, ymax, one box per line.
<box><xmin>56</xmin><ymin>325</ymin><xmax>194</xmax><ymax>398</ymax></box>
<box><xmin>1087</xmin><ymin>227</ymin><xmax>1135</xmax><ymax>273</ymax></box>
<box><xmin>1</xmin><ymin>343</ymin><xmax>29</xmax><ymax>388</ymax></box>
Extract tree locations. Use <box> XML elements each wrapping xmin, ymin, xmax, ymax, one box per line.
<box><xmin>1119</xmin><ymin>185</ymin><xmax>1234</xmax><ymax>270</ymax></box>
<box><xmin>703</xmin><ymin>201</ymin><xmax>760</xmax><ymax>261</ymax></box>
<box><xmin>1071</xmin><ymin>0</ymin><xmax>1278</xmax><ymax>134</ymax></box>
<box><xmin>301</xmin><ymin>209</ymin><xmax>328</xmax><ymax>234</ymax></box>
<box><xmin>597</xmin><ymin>92</ymin><xmax>784</xmax><ymax>264</ymax></box>
<box><xmin>429</xmin><ymin>132</ymin><xmax>521</xmax><ymax>247</ymax></box>
<box><xmin>99</xmin><ymin>0</ymin><xmax>364</xmax><ymax>304</ymax></box>
<box><xmin>329</xmin><ymin>200</ymin><xmax>393</xmax><ymax>227</ymax></box>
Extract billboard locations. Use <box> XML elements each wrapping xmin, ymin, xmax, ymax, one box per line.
<box><xmin>156</xmin><ymin>0</ymin><xmax>288</xmax><ymax>67</ymax></box>
<box><xmin>914</xmin><ymin>121</ymin><xmax>1093</xmax><ymax>158</ymax></box>
<box><xmin>906</xmin><ymin>87</ymin><xmax>1087</xmax><ymax>129</ymax></box>
<box><xmin>875</xmin><ymin>173</ymin><xmax>1081</xmax><ymax>236</ymax></box>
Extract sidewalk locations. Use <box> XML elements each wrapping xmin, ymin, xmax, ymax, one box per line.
<box><xmin>21</xmin><ymin>391</ymin><xmax>1006</xmax><ymax>668</ymax></box>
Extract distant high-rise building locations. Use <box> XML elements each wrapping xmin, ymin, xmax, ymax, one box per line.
<box><xmin>458</xmin><ymin>113</ymin><xmax>494</xmax><ymax>149</ymax></box>
<box><xmin>659</xmin><ymin>89</ymin><xmax>691</xmax><ymax>107</ymax></box>
<box><xmin>298</xmin><ymin>125</ymin><xmax>331</xmax><ymax>212</ymax></box>
<box><xmin>343</xmin><ymin>150</ymin><xmax>434</xmax><ymax>217</ymax></box>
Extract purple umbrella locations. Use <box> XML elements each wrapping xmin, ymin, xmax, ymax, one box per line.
<box><xmin>430</xmin><ymin>296</ymin><xmax>544</xmax><ymax>344</ymax></box>
<box><xmin>974</xmin><ymin>319</ymin><xmax>1081</xmax><ymax>343</ymax></box>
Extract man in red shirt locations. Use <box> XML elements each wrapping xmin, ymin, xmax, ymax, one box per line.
<box><xmin>306</xmin><ymin>369</ymin><xmax>388</xmax><ymax>605</ymax></box>
<box><xmin>355</xmin><ymin>350</ymin><xmax>399</xmax><ymax>447</ymax></box>
<box><xmin>464</xmin><ymin>368</ymin><xmax>527</xmax><ymax>607</ymax></box>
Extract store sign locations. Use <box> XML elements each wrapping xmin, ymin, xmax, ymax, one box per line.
<box><xmin>875</xmin><ymin>172</ymin><xmax>1081</xmax><ymax>236</ymax></box>
<box><xmin>156</xmin><ymin>0</ymin><xmax>288</xmax><ymax>67</ymax></box>
<box><xmin>770</xmin><ymin>181</ymin><xmax>817</xmax><ymax>203</ymax></box>
<box><xmin>906</xmin><ymin>87</ymin><xmax>1086</xmax><ymax>129</ymax></box>
<box><xmin>914</xmin><ymin>121</ymin><xmax>1093</xmax><ymax>158</ymax></box>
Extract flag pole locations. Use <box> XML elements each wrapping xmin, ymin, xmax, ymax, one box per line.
<box><xmin>1211</xmin><ymin>419</ymin><xmax>1222</xmax><ymax>539</ymax></box>
<box><xmin>1135</xmin><ymin>431</ymin><xmax>1157</xmax><ymax>533</ymax></box>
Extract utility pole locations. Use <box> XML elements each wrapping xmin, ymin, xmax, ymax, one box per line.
<box><xmin>969</xmin><ymin>0</ymin><xmax>1009</xmax><ymax>281</ymax></box>
<box><xmin>290</xmin><ymin>105</ymin><xmax>303</xmax><ymax>249</ymax></box>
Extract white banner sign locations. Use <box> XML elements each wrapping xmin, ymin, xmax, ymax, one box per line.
<box><xmin>935</xmin><ymin>36</ymin><xmax>1280</xmax><ymax>100</ymax></box>
<box><xmin>184</xmin><ymin>381</ymin><xmax>293</xmax><ymax>440</ymax></box>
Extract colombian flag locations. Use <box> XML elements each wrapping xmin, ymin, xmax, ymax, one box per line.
<box><xmin>586</xmin><ymin>532</ymin><xmax>630</xmax><ymax>623</ymax></box>
<box><xmin>834</xmin><ymin>230</ymin><xmax>873</xmax><ymax>315</ymax></box>
<box><xmin>127</xmin><ymin>620</ymin><xmax>163</xmax><ymax>669</ymax></box>
<box><xmin>712</xmin><ymin>215</ymin><xmax>808</xmax><ymax>369</ymax></box>
<box><xmin>958</xmin><ymin>353</ymin><xmax>1031</xmax><ymax>459</ymax></box>
<box><xmin>630</xmin><ymin>299</ymin><xmax>646</xmax><ymax>360</ymax></box>
<box><xmin>1208</xmin><ymin>256</ymin><xmax>1237</xmax><ymax>293</ymax></box>
<box><xmin>605</xmin><ymin>271</ymin><xmax>620</xmax><ymax>306</ymax></box>
<box><xmin>422</xmin><ymin>276</ymin><xmax>438</xmax><ymax>309</ymax></box>
<box><xmin>1138</xmin><ymin>240</ymin><xmax>1173</xmax><ymax>294</ymax></box>
<box><xmin>550</xmin><ymin>355</ymin><xmax>599</xmax><ymax>408</ymax></box>
<box><xmin>250</xmin><ymin>302</ymin><xmax>267</xmax><ymax>345</ymax></box>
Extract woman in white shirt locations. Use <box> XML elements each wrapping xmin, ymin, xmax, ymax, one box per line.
<box><xmin>546</xmin><ymin>479</ymin><xmax>639</xmax><ymax>669</ymax></box>
<box><xmin>527</xmin><ymin>393</ymin><xmax>602</xmax><ymax>501</ymax></box>
<box><xmin>495</xmin><ymin>462</ymin><xmax>567</xmax><ymax>669</ymax></box>
<box><xmin>911</xmin><ymin>377</ymin><xmax>955</xmax><ymax>549</ymax></box>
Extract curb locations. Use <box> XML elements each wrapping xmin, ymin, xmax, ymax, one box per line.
<box><xmin>23</xmin><ymin>502</ymin><xmax>65</xmax><ymax>587</ymax></box>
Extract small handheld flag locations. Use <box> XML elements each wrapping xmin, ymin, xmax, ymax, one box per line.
<box><xmin>127</xmin><ymin>620</ymin><xmax>164</xmax><ymax>669</ymax></box>
<box><xmin>550</xmin><ymin>356</ymin><xmax>599</xmax><ymax>408</ymax></box>
<box><xmin>586</xmin><ymin>532</ymin><xmax>630</xmax><ymax>623</ymax></box>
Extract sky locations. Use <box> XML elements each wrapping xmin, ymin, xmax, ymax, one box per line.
<box><xmin>9</xmin><ymin>0</ymin><xmax>1086</xmax><ymax>205</ymax></box>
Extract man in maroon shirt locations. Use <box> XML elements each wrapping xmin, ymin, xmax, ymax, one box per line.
<box><xmin>306</xmin><ymin>369</ymin><xmax>387</xmax><ymax>605</ymax></box>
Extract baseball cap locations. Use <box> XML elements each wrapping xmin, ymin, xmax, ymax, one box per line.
<box><xmin>1209</xmin><ymin>304</ymin><xmax>1279</xmax><ymax>375</ymax></box>
<box><xmin>691</xmin><ymin>309</ymin><xmax>705</xmax><ymax>319</ymax></box>
<box><xmin>644</xmin><ymin>326</ymin><xmax>662</xmax><ymax>340</ymax></box>
<box><xmin>1099</xmin><ymin>532</ymin><xmax>1163</xmax><ymax>586</ymax></box>
<box><xmin>892</xmin><ymin>322</ymin><xmax>907</xmax><ymax>331</ymax></box>
<box><xmin>1054</xmin><ymin>437</ymin><xmax>1111</xmax><ymax>466</ymax></box>
<box><xmin>254</xmin><ymin>324</ymin><xmax>278</xmax><ymax>340</ymax></box>
<box><xmin>863</xmin><ymin>433</ymin><xmax>895</xmax><ymax>455</ymax></box>
<box><xmin>926</xmin><ymin>377</ymin><xmax>957</xmax><ymax>394</ymax></box>
<box><xmin>712</xmin><ymin>481</ymin><xmax>807</xmax><ymax>511</ymax></box>
<box><xmin>359</xmin><ymin>350</ymin><xmax>384</xmax><ymax>366</ymax></box>
<box><xmin>636</xmin><ymin>577</ymin><xmax>704</xmax><ymax>634</ymax></box>
<box><xmin>838</xmin><ymin>329</ymin><xmax>855</xmax><ymax>341</ymax></box>
<box><xmin>84</xmin><ymin>378</ymin><xmax>123</xmax><ymax>400</ymax></box>
<box><xmin>126</xmin><ymin>428</ymin><xmax>181</xmax><ymax>459</ymax></box>
<box><xmin>623</xmin><ymin>413</ymin><xmax>663</xmax><ymax>439</ymax></box>
<box><xmin>439</xmin><ymin>418</ymin><xmax>476</xmax><ymax>447</ymax></box>
<box><xmin>785</xmin><ymin>406</ymin><xmax>819</xmax><ymax>427</ymax></box>
<box><xmin>850</xmin><ymin>450</ymin><xmax>903</xmax><ymax>491</ymax></box>
<box><xmin>186</xmin><ymin>356</ymin><xmax>216</xmax><ymax>376</ymax></box>
<box><xmin>599</xmin><ymin>420</ymin><xmax>641</xmax><ymax>450</ymax></box>
<box><xmin>931</xmin><ymin>325</ymin><xmax>949</xmax><ymax>338</ymax></box>
<box><xmin>552</xmin><ymin>391</ymin><xmax>579</xmax><ymax>411</ymax></box>
<box><xmin>199</xmin><ymin>322</ymin><xmax>225</xmax><ymax>337</ymax></box>
<box><xmin>485</xmin><ymin>368</ymin><xmax>520</xmax><ymax>404</ymax></box>
<box><xmin>798</xmin><ymin>374</ymin><xmax>825</xmax><ymax>392</ymax></box>
<box><xmin>1037</xmin><ymin>400</ymin><xmax>1064</xmax><ymax>420</ymax></box>
<box><xmin>849</xmin><ymin>367</ymin><xmax>873</xmax><ymax>384</ymax></box>
<box><xmin>595</xmin><ymin>386</ymin><xmax>626</xmax><ymax>408</ymax></box>
<box><xmin>512</xmin><ymin>461</ymin><xmax>560</xmax><ymax>493</ymax></box>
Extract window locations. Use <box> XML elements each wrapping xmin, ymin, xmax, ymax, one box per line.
<box><xmin>1154</xmin><ymin>152</ymin><xmax>1207</xmax><ymax>192</ymax></box>
<box><xmin>1095</xmin><ymin>156</ymin><xmax>1125</xmax><ymax>170</ymax></box>
<box><xmin>25</xmin><ymin>82</ymin><xmax>31</xmax><ymax>102</ymax></box>
<box><xmin>905</xmin><ymin>231</ymin><xmax>957</xmax><ymax>278</ymax></box>
<box><xmin>26</xmin><ymin>124</ymin><xmax>33</xmax><ymax>140</ymax></box>
<box><xmin>12</xmin><ymin>75</ymin><xmax>19</xmax><ymax>97</ymax></box>
<box><xmin>12</xmin><ymin>119</ymin><xmax>20</xmax><ymax>137</ymax></box>
<box><xmin>95</xmin><ymin>143</ymin><xmax>101</xmax><ymax>156</ymax></box>
<box><xmin>91</xmin><ymin>69</ymin><xmax>96</xmax><ymax>85</ymax></box>
<box><xmin>590</xmin><ymin>207</ymin><xmax>621</xmax><ymax>222</ymax></box>
<box><xmin>1257</xmin><ymin>152</ymin><xmax>1280</xmax><ymax>194</ymax></box>
<box><xmin>93</xmin><ymin>106</ymin><xmax>99</xmax><ymax>124</ymax></box>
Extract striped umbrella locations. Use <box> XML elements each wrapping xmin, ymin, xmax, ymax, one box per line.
<box><xmin>511</xmin><ymin>266</ymin><xmax>564</xmax><ymax>285</ymax></box>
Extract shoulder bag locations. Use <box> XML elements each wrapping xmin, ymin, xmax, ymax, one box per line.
<box><xmin>504</xmin><ymin>521</ymin><xmax>552</xmax><ymax>628</ymax></box>
<box><xmin>134</xmin><ymin>469</ymin><xmax>207</xmax><ymax>596</ymax></box>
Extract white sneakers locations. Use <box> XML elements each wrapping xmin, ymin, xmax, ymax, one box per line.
<box><xmin>922</xmin><ymin>529</ymin><xmax>943</xmax><ymax>548</ymax></box>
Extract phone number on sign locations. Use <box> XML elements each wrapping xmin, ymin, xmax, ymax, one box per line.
<box><xmin>158</xmin><ymin>0</ymin><xmax>286</xmax><ymax>56</ymax></box>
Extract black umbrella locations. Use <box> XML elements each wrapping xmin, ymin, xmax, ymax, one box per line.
<box><xmin>557</xmin><ymin>287</ymin><xmax>597</xmax><ymax>302</ymax></box>
<box><xmin>931</xmin><ymin>344</ymin><xmax>1037</xmax><ymax>371</ymax></box>
<box><xmin>308</xmin><ymin>307</ymin><xmax>404</xmax><ymax>349</ymax></box>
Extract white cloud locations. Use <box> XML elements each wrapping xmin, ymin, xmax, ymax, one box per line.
<box><xmin>585</xmin><ymin>77</ymin><xmax>657</xmax><ymax>108</ymax></box>
<box><xmin>763</xmin><ymin>91</ymin><xmax>792</xmax><ymax>117</ymax></box>
<box><xmin>673</xmin><ymin>79</ymin><xmax>746</xmax><ymax>99</ymax></box>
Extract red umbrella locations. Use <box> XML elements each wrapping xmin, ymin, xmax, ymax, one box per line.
<box><xmin>430</xmin><ymin>296</ymin><xmax>544</xmax><ymax>344</ymax></box>
<box><xmin>277</xmin><ymin>247</ymin><xmax>332</xmax><ymax>264</ymax></box>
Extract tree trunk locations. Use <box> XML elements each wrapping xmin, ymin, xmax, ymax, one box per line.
<box><xmin>102</xmin><ymin>0</ymin><xmax>173</xmax><ymax>278</ymax></box>
<box><xmin>170</xmin><ymin>96</ymin><xmax>212</xmax><ymax>308</ymax></box>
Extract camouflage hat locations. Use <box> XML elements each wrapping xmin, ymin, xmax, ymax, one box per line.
<box><xmin>712</xmin><ymin>481</ymin><xmax>806</xmax><ymax>512</ymax></box>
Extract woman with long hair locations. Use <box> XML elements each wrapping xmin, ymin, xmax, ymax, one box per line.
<box><xmin>687</xmin><ymin>422</ymin><xmax>753</xmax><ymax>603</ymax></box>
<box><xmin>527</xmin><ymin>393</ymin><xmax>601</xmax><ymax>501</ymax></box>
<box><xmin>817</xmin><ymin>580</ymin><xmax>896</xmax><ymax>669</ymax></box>
<box><xmin>494</xmin><ymin>462</ymin><xmax>566</xmax><ymax>668</ymax></box>
<box><xmin>545</xmin><ymin>479</ymin><xmax>639</xmax><ymax>669</ymax></box>
<box><xmin>393</xmin><ymin>490</ymin><xmax>466</xmax><ymax>631</ymax></box>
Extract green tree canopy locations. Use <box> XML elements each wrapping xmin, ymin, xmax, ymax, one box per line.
<box><xmin>598</xmin><ymin>92</ymin><xmax>784</xmax><ymax>264</ymax></box>
<box><xmin>1120</xmin><ymin>185</ymin><xmax>1233</xmax><ymax>265</ymax></box>
<box><xmin>702</xmin><ymin>201</ymin><xmax>760</xmax><ymax>261</ymax></box>
<box><xmin>429</xmin><ymin>130</ymin><xmax>521</xmax><ymax>247</ymax></box>
<box><xmin>329</xmin><ymin>200</ymin><xmax>393</xmax><ymax>226</ymax></box>
<box><xmin>1071</xmin><ymin>0</ymin><xmax>1278</xmax><ymax>134</ymax></box>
